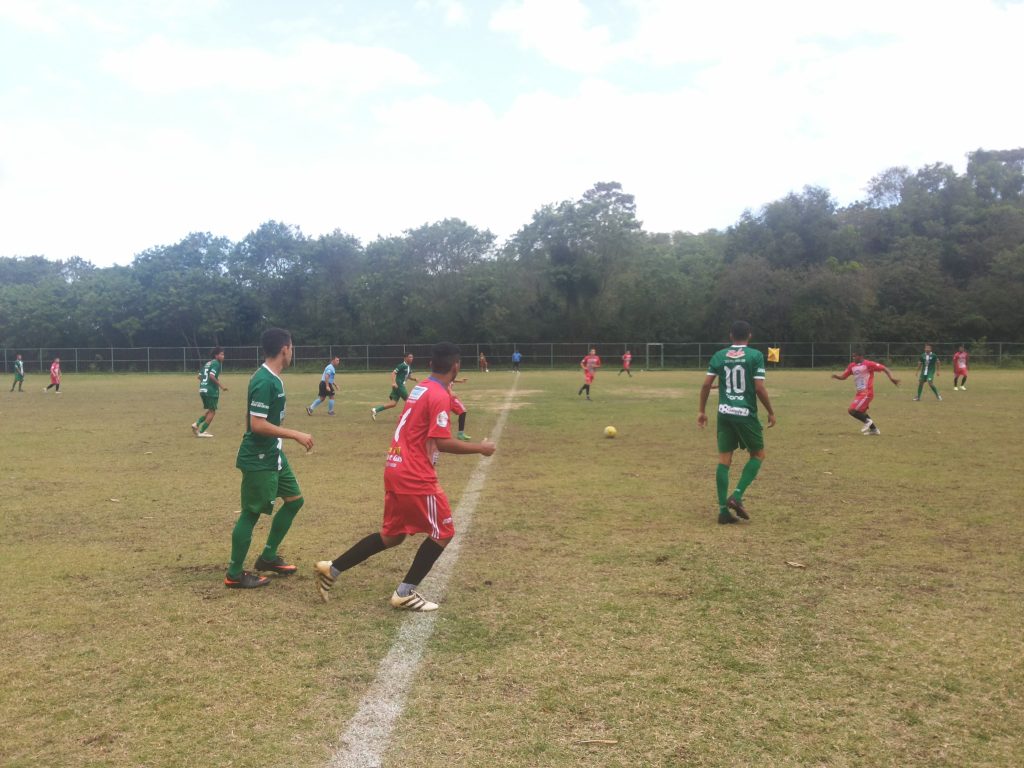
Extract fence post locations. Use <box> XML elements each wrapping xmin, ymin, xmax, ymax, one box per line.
<box><xmin>183</xmin><ymin>348</ymin><xmax>186</xmax><ymax>373</ymax></box>
<box><xmin>550</xmin><ymin>343</ymin><xmax>553</xmax><ymax>369</ymax></box>
<box><xmin>999</xmin><ymin>342</ymin><xmax>1003</xmax><ymax>366</ymax></box>
<box><xmin>110</xmin><ymin>346</ymin><xmax>114</xmax><ymax>373</ymax></box>
<box><xmin>811</xmin><ymin>343</ymin><xmax>815</xmax><ymax>369</ymax></box>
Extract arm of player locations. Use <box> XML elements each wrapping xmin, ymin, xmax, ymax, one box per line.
<box><xmin>754</xmin><ymin>379</ymin><xmax>777</xmax><ymax>428</ymax></box>
<box><xmin>831</xmin><ymin>370</ymin><xmax>850</xmax><ymax>380</ymax></box>
<box><xmin>881</xmin><ymin>366</ymin><xmax>900</xmax><ymax>386</ymax></box>
<box><xmin>435</xmin><ymin>437</ymin><xmax>496</xmax><ymax>457</ymax></box>
<box><xmin>210</xmin><ymin>373</ymin><xmax>227</xmax><ymax>392</ymax></box>
<box><xmin>697</xmin><ymin>374</ymin><xmax>715</xmax><ymax>428</ymax></box>
<box><xmin>250</xmin><ymin>415</ymin><xmax>315</xmax><ymax>452</ymax></box>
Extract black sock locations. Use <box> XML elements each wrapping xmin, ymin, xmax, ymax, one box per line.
<box><xmin>851</xmin><ymin>411</ymin><xmax>868</xmax><ymax>423</ymax></box>
<box><xmin>402</xmin><ymin>538</ymin><xmax>446</xmax><ymax>587</ymax></box>
<box><xmin>332</xmin><ymin>533</ymin><xmax>387</xmax><ymax>573</ymax></box>
<box><xmin>458</xmin><ymin>412</ymin><xmax>466</xmax><ymax>432</ymax></box>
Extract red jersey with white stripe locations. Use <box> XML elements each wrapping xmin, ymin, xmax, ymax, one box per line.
<box><xmin>50</xmin><ymin>361</ymin><xmax>61</xmax><ymax>382</ymax></box>
<box><xmin>582</xmin><ymin>354</ymin><xmax>601</xmax><ymax>372</ymax></box>
<box><xmin>953</xmin><ymin>350</ymin><xmax>968</xmax><ymax>373</ymax></box>
<box><xmin>841</xmin><ymin>360</ymin><xmax>886</xmax><ymax>397</ymax></box>
<box><xmin>621</xmin><ymin>352</ymin><xmax>632</xmax><ymax>368</ymax></box>
<box><xmin>384</xmin><ymin>376</ymin><xmax>453</xmax><ymax>494</ymax></box>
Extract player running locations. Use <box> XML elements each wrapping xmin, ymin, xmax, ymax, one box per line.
<box><xmin>192</xmin><ymin>347</ymin><xmax>227</xmax><ymax>437</ymax></box>
<box><xmin>952</xmin><ymin>345</ymin><xmax>969</xmax><ymax>390</ymax></box>
<box><xmin>307</xmin><ymin>355</ymin><xmax>340</xmax><ymax>416</ymax></box>
<box><xmin>831</xmin><ymin>351</ymin><xmax>900</xmax><ymax>436</ymax></box>
<box><xmin>314</xmin><ymin>342</ymin><xmax>496</xmax><ymax>611</ymax></box>
<box><xmin>44</xmin><ymin>357</ymin><xmax>61</xmax><ymax>393</ymax></box>
<box><xmin>698</xmin><ymin>322</ymin><xmax>776</xmax><ymax>525</ymax></box>
<box><xmin>371</xmin><ymin>353</ymin><xmax>417</xmax><ymax>420</ymax></box>
<box><xmin>914</xmin><ymin>343</ymin><xmax>942</xmax><ymax>401</ymax></box>
<box><xmin>618</xmin><ymin>349</ymin><xmax>633</xmax><ymax>377</ymax></box>
<box><xmin>578</xmin><ymin>348</ymin><xmax>601</xmax><ymax>399</ymax></box>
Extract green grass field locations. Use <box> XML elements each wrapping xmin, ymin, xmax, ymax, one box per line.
<box><xmin>2</xmin><ymin>368</ymin><xmax>1022</xmax><ymax>767</ymax></box>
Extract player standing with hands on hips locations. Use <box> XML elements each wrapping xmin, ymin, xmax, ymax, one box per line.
<box><xmin>698</xmin><ymin>321</ymin><xmax>776</xmax><ymax>525</ymax></box>
<box><xmin>315</xmin><ymin>342</ymin><xmax>496</xmax><ymax>611</ymax></box>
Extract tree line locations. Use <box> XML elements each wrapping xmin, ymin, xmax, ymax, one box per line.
<box><xmin>2</xmin><ymin>148</ymin><xmax>1022</xmax><ymax>350</ymax></box>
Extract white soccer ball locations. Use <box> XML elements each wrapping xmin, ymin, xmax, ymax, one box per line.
<box><xmin>604</xmin><ymin>425</ymin><xmax>617</xmax><ymax>438</ymax></box>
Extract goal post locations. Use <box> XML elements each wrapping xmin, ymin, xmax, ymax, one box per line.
<box><xmin>645</xmin><ymin>342</ymin><xmax>664</xmax><ymax>370</ymax></box>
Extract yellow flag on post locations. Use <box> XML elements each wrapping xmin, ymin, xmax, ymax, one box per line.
<box><xmin>767</xmin><ymin>347</ymin><xmax>780</xmax><ymax>363</ymax></box>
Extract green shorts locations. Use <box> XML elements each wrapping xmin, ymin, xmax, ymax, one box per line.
<box><xmin>388</xmin><ymin>385</ymin><xmax>409</xmax><ymax>403</ymax></box>
<box><xmin>13</xmin><ymin>373</ymin><xmax>24</xmax><ymax>382</ymax></box>
<box><xmin>200</xmin><ymin>393</ymin><xmax>219</xmax><ymax>411</ymax></box>
<box><xmin>716</xmin><ymin>414</ymin><xmax>764</xmax><ymax>453</ymax></box>
<box><xmin>239</xmin><ymin>458</ymin><xmax>301</xmax><ymax>516</ymax></box>
<box><xmin>918</xmin><ymin>374</ymin><xmax>935</xmax><ymax>383</ymax></box>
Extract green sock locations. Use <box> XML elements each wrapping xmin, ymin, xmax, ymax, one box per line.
<box><xmin>196</xmin><ymin>416</ymin><xmax>206</xmax><ymax>430</ymax></box>
<box><xmin>199</xmin><ymin>420</ymin><xmax>210</xmax><ymax>433</ymax></box>
<box><xmin>372</xmin><ymin>406</ymin><xmax>381</xmax><ymax>414</ymax></box>
<box><xmin>916</xmin><ymin>382</ymin><xmax>924</xmax><ymax>397</ymax></box>
<box><xmin>261</xmin><ymin>497</ymin><xmax>304</xmax><ymax>560</ymax></box>
<box><xmin>227</xmin><ymin>509</ymin><xmax>261</xmax><ymax>577</ymax></box>
<box><xmin>733</xmin><ymin>457</ymin><xmax>763</xmax><ymax>499</ymax></box>
<box><xmin>930</xmin><ymin>383</ymin><xmax>940</xmax><ymax>396</ymax></box>
<box><xmin>716</xmin><ymin>464</ymin><xmax>730</xmax><ymax>514</ymax></box>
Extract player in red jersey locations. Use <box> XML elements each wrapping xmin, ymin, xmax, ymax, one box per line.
<box><xmin>618</xmin><ymin>349</ymin><xmax>633</xmax><ymax>377</ymax></box>
<box><xmin>314</xmin><ymin>342</ymin><xmax>495</xmax><ymax>611</ymax></box>
<box><xmin>578</xmin><ymin>348</ymin><xmax>601</xmax><ymax>399</ymax></box>
<box><xmin>831</xmin><ymin>350</ymin><xmax>900</xmax><ymax>435</ymax></box>
<box><xmin>952</xmin><ymin>345</ymin><xmax>969</xmax><ymax>390</ymax></box>
<box><xmin>44</xmin><ymin>357</ymin><xmax>62</xmax><ymax>393</ymax></box>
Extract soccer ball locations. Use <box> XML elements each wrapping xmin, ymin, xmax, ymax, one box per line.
<box><xmin>604</xmin><ymin>425</ymin><xmax>617</xmax><ymax>438</ymax></box>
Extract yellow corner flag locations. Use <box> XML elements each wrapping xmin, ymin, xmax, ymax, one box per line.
<box><xmin>767</xmin><ymin>347</ymin><xmax>780</xmax><ymax>363</ymax></box>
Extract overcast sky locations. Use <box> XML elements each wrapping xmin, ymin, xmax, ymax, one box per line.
<box><xmin>1</xmin><ymin>0</ymin><xmax>1022</xmax><ymax>267</ymax></box>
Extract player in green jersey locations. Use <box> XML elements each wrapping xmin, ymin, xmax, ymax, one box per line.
<box><xmin>191</xmin><ymin>347</ymin><xmax>228</xmax><ymax>437</ymax></box>
<box><xmin>698</xmin><ymin>321</ymin><xmax>776</xmax><ymax>525</ymax></box>
<box><xmin>10</xmin><ymin>354</ymin><xmax>25</xmax><ymax>392</ymax></box>
<box><xmin>913</xmin><ymin>343</ymin><xmax>942</xmax><ymax>401</ymax></box>
<box><xmin>370</xmin><ymin>353</ymin><xmax>418</xmax><ymax>420</ymax></box>
<box><xmin>224</xmin><ymin>328</ymin><xmax>315</xmax><ymax>589</ymax></box>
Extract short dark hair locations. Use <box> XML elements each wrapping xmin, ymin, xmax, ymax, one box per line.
<box><xmin>210</xmin><ymin>346</ymin><xmax>224</xmax><ymax>357</ymax></box>
<box><xmin>430</xmin><ymin>342</ymin><xmax>461</xmax><ymax>374</ymax></box>
<box><xmin>729</xmin><ymin>321</ymin><xmax>752</xmax><ymax>341</ymax></box>
<box><xmin>261</xmin><ymin>327</ymin><xmax>292</xmax><ymax>358</ymax></box>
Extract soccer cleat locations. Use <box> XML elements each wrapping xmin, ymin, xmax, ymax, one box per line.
<box><xmin>370</xmin><ymin>408</ymin><xmax>377</xmax><ymax>421</ymax></box>
<box><xmin>912</xmin><ymin>397</ymin><xmax>921</xmax><ymax>401</ymax></box>
<box><xmin>198</xmin><ymin>431</ymin><xmax>214</xmax><ymax>438</ymax></box>
<box><xmin>328</xmin><ymin>411</ymin><xmax>335</xmax><ymax>416</ymax></box>
<box><xmin>390</xmin><ymin>590</ymin><xmax>439</xmax><ymax>611</ymax></box>
<box><xmin>860</xmin><ymin>422</ymin><xmax>872</xmax><ymax>434</ymax></box>
<box><xmin>224</xmin><ymin>570</ymin><xmax>270</xmax><ymax>589</ymax></box>
<box><xmin>313</xmin><ymin>561</ymin><xmax>336</xmax><ymax>602</ymax></box>
<box><xmin>868</xmin><ymin>427</ymin><xmax>881</xmax><ymax>436</ymax></box>
<box><xmin>457</xmin><ymin>431</ymin><xmax>471</xmax><ymax>441</ymax></box>
<box><xmin>717</xmin><ymin>512</ymin><xmax>740</xmax><ymax>525</ymax></box>
<box><xmin>961</xmin><ymin>386</ymin><xmax>966</xmax><ymax>390</ymax></box>
<box><xmin>727</xmin><ymin>496</ymin><xmax>749</xmax><ymax>520</ymax></box>
<box><xmin>937</xmin><ymin>395</ymin><xmax>943</xmax><ymax>401</ymax></box>
<box><xmin>191</xmin><ymin>422</ymin><xmax>199</xmax><ymax>436</ymax></box>
<box><xmin>254</xmin><ymin>554</ymin><xmax>297</xmax><ymax>575</ymax></box>
<box><xmin>306</xmin><ymin>406</ymin><xmax>313</xmax><ymax>416</ymax></box>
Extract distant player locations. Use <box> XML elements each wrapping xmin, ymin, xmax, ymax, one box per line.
<box><xmin>225</xmin><ymin>328</ymin><xmax>314</xmax><ymax>589</ymax></box>
<box><xmin>512</xmin><ymin>350</ymin><xmax>522</xmax><ymax>373</ymax></box>
<box><xmin>831</xmin><ymin>351</ymin><xmax>900</xmax><ymax>436</ymax></box>
<box><xmin>371</xmin><ymin>353</ymin><xmax>417</xmax><ymax>420</ymax></box>
<box><xmin>450</xmin><ymin>376</ymin><xmax>471</xmax><ymax>441</ymax></box>
<box><xmin>952</xmin><ymin>345</ymin><xmax>969</xmax><ymax>390</ymax></box>
<box><xmin>44</xmin><ymin>357</ymin><xmax>61</xmax><ymax>393</ymax></box>
<box><xmin>10</xmin><ymin>353</ymin><xmax>24</xmax><ymax>392</ymax></box>
<box><xmin>698</xmin><ymin>321</ymin><xmax>776</xmax><ymax>525</ymax></box>
<box><xmin>307</xmin><ymin>355</ymin><xmax>340</xmax><ymax>416</ymax></box>
<box><xmin>578</xmin><ymin>348</ymin><xmax>601</xmax><ymax>400</ymax></box>
<box><xmin>913</xmin><ymin>343</ymin><xmax>942</xmax><ymax>401</ymax></box>
<box><xmin>314</xmin><ymin>342</ymin><xmax>496</xmax><ymax>611</ymax></box>
<box><xmin>619</xmin><ymin>349</ymin><xmax>633</xmax><ymax>377</ymax></box>
<box><xmin>478</xmin><ymin>352</ymin><xmax>489</xmax><ymax>373</ymax></box>
<box><xmin>191</xmin><ymin>347</ymin><xmax>227</xmax><ymax>437</ymax></box>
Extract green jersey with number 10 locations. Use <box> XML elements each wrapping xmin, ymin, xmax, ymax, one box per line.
<box><xmin>707</xmin><ymin>345</ymin><xmax>766</xmax><ymax>418</ymax></box>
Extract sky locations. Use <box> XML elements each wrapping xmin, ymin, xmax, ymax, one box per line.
<box><xmin>1</xmin><ymin>0</ymin><xmax>1022</xmax><ymax>268</ymax></box>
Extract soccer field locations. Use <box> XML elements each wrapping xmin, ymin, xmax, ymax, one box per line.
<box><xmin>2</xmin><ymin>369</ymin><xmax>1022</xmax><ymax>767</ymax></box>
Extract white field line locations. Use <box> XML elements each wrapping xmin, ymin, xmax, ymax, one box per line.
<box><xmin>326</xmin><ymin>379</ymin><xmax>518</xmax><ymax>768</ymax></box>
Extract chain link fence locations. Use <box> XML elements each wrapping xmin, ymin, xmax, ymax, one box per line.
<box><xmin>2</xmin><ymin>341</ymin><xmax>1022</xmax><ymax>374</ymax></box>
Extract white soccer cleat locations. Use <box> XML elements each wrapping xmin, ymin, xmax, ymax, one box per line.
<box><xmin>390</xmin><ymin>590</ymin><xmax>438</xmax><ymax>612</ymax></box>
<box><xmin>306</xmin><ymin>406</ymin><xmax>313</xmax><ymax>416</ymax></box>
<box><xmin>860</xmin><ymin>423</ymin><xmax>872</xmax><ymax>434</ymax></box>
<box><xmin>868</xmin><ymin>427</ymin><xmax>881</xmax><ymax>436</ymax></box>
<box><xmin>313</xmin><ymin>561</ymin><xmax>336</xmax><ymax>603</ymax></box>
<box><xmin>191</xmin><ymin>422</ymin><xmax>199</xmax><ymax>436</ymax></box>
<box><xmin>370</xmin><ymin>408</ymin><xmax>377</xmax><ymax>421</ymax></box>
<box><xmin>197</xmin><ymin>432</ymin><xmax>214</xmax><ymax>438</ymax></box>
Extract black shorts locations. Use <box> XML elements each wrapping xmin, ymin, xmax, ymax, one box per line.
<box><xmin>319</xmin><ymin>381</ymin><xmax>335</xmax><ymax>398</ymax></box>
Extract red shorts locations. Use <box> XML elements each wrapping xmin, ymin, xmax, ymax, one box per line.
<box><xmin>849</xmin><ymin>392</ymin><xmax>873</xmax><ymax>413</ymax></box>
<box><xmin>584</xmin><ymin>371</ymin><xmax>594</xmax><ymax>384</ymax></box>
<box><xmin>954</xmin><ymin>367</ymin><xmax>967</xmax><ymax>376</ymax></box>
<box><xmin>451</xmin><ymin>395</ymin><xmax>466</xmax><ymax>416</ymax></box>
<box><xmin>382</xmin><ymin>490</ymin><xmax>454</xmax><ymax>540</ymax></box>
